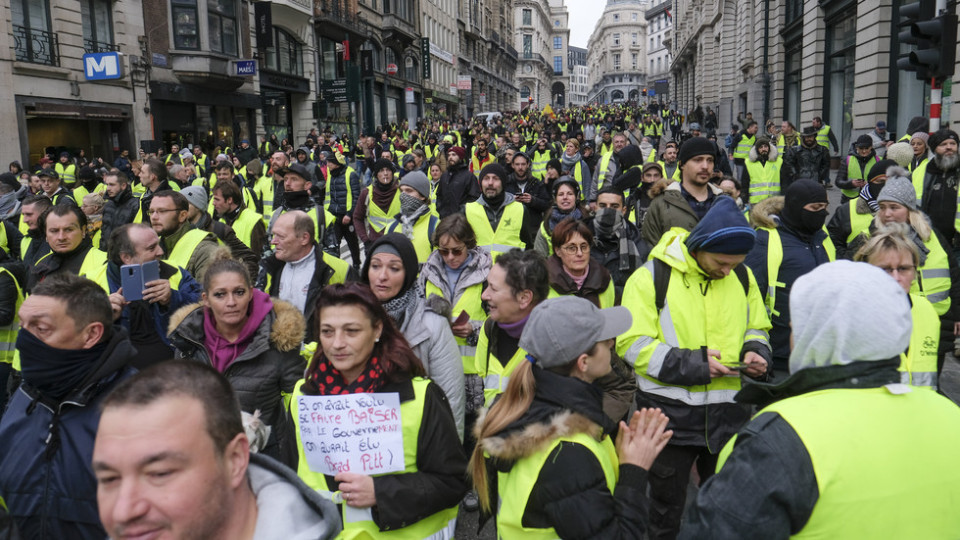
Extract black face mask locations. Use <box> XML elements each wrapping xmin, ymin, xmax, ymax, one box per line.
<box><xmin>800</xmin><ymin>208</ymin><xmax>828</xmax><ymax>233</ymax></box>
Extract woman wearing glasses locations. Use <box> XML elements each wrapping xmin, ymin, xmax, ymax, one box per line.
<box><xmin>547</xmin><ymin>218</ymin><xmax>616</xmax><ymax>308</ymax></box>
<box><xmin>854</xmin><ymin>223</ymin><xmax>940</xmax><ymax>389</ymax></box>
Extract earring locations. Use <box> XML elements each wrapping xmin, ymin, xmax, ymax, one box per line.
<box><xmin>375</xmin><ymin>337</ymin><xmax>380</xmax><ymax>343</ymax></box>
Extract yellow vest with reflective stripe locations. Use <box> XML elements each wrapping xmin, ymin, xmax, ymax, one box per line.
<box><xmin>221</xmin><ymin>207</ymin><xmax>263</xmax><ymax>251</ymax></box>
<box><xmin>0</xmin><ymin>267</ymin><xmax>23</xmax><ymax>365</ymax></box>
<box><xmin>912</xmin><ymin>159</ymin><xmax>928</xmax><ymax>205</ymax></box>
<box><xmin>760</xmin><ymin>227</ymin><xmax>835</xmax><ymax>317</ymax></box>
<box><xmin>73</xmin><ymin>182</ymin><xmax>107</xmax><ymax>203</ymax></box>
<box><xmin>816</xmin><ymin>125</ymin><xmax>832</xmax><ymax>149</ymax></box>
<box><xmin>291</xmin><ymin>377</ymin><xmax>459</xmax><ymax>540</ymax></box>
<box><xmin>165</xmin><ymin>229</ymin><xmax>212</xmax><ymax>271</ymax></box>
<box><xmin>733</xmin><ymin>135</ymin><xmax>755</xmax><ymax>160</ymax></box>
<box><xmin>843</xmin><ymin>155</ymin><xmax>877</xmax><ymax>199</ymax></box>
<box><xmin>268</xmin><ymin>206</ymin><xmax>329</xmax><ymax>244</ymax></box>
<box><xmin>745</xmin><ymin>156</ymin><xmax>782</xmax><ymax>205</ymax></box>
<box><xmin>718</xmin><ymin>386</ymin><xmax>960</xmax><ymax>538</ymax></box>
<box><xmin>254</xmin><ymin>174</ymin><xmax>276</xmax><ymax>221</ymax></box>
<box><xmin>465</xmin><ymin>201</ymin><xmax>525</xmax><ymax>259</ymax></box>
<box><xmin>365</xmin><ymin>189</ymin><xmax>401</xmax><ymax>233</ymax></box>
<box><xmin>911</xmin><ymin>231</ymin><xmax>952</xmax><ymax>316</ymax></box>
<box><xmin>596</xmin><ymin>152</ymin><xmax>616</xmax><ymax>188</ymax></box>
<box><xmin>36</xmin><ymin>246</ymin><xmax>108</xmax><ymax>291</ymax></box>
<box><xmin>324</xmin><ymin>167</ymin><xmax>357</xmax><ymax>215</ymax></box>
<box><xmin>847</xmin><ymin>200</ymin><xmax>873</xmax><ymax>243</ymax></box>
<box><xmin>386</xmin><ymin>213</ymin><xmax>437</xmax><ymax>263</ymax></box>
<box><xmin>55</xmin><ymin>163</ymin><xmax>76</xmax><ymax>184</ymax></box>
<box><xmin>475</xmin><ymin>325</ymin><xmax>528</xmax><ymax>407</ymax></box>
<box><xmin>531</xmin><ymin>150</ymin><xmax>552</xmax><ymax>181</ymax></box>
<box><xmin>425</xmin><ymin>281</ymin><xmax>486</xmax><ymax>374</ymax></box>
<box><xmin>497</xmin><ymin>432</ymin><xmax>618</xmax><ymax>540</ymax></box>
<box><xmin>904</xmin><ymin>293</ymin><xmax>939</xmax><ymax>388</ymax></box>
<box><xmin>656</xmin><ymin>160</ymin><xmax>681</xmax><ymax>182</ymax></box>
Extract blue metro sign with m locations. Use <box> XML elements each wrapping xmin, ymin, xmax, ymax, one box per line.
<box><xmin>83</xmin><ymin>52</ymin><xmax>123</xmax><ymax>81</ymax></box>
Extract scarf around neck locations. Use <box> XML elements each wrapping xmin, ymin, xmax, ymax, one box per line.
<box><xmin>561</xmin><ymin>152</ymin><xmax>581</xmax><ymax>173</ymax></box>
<box><xmin>382</xmin><ymin>285</ymin><xmax>419</xmax><ymax>328</ymax></box>
<box><xmin>593</xmin><ymin>208</ymin><xmax>641</xmax><ymax>271</ymax></box>
<box><xmin>303</xmin><ymin>354</ymin><xmax>386</xmax><ymax>395</ymax></box>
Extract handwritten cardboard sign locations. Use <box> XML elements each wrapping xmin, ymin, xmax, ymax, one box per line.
<box><xmin>297</xmin><ymin>393</ymin><xmax>404</xmax><ymax>476</ymax></box>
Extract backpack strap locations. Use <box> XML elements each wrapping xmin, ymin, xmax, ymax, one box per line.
<box><xmin>733</xmin><ymin>263</ymin><xmax>750</xmax><ymax>297</ymax></box>
<box><xmin>653</xmin><ymin>258</ymin><xmax>671</xmax><ymax>313</ymax></box>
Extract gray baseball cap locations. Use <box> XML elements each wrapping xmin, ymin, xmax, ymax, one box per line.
<box><xmin>519</xmin><ymin>296</ymin><xmax>632</xmax><ymax>368</ymax></box>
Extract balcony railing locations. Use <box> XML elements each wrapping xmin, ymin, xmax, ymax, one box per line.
<box><xmin>315</xmin><ymin>0</ymin><xmax>364</xmax><ymax>31</ymax></box>
<box><xmin>84</xmin><ymin>38</ymin><xmax>119</xmax><ymax>54</ymax></box>
<box><xmin>13</xmin><ymin>24</ymin><xmax>59</xmax><ymax>66</ymax></box>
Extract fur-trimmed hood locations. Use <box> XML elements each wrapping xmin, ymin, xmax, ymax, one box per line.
<box><xmin>748</xmin><ymin>144</ymin><xmax>778</xmax><ymax>163</ymax></box>
<box><xmin>476</xmin><ymin>408</ymin><xmax>604</xmax><ymax>462</ymax></box>
<box><xmin>750</xmin><ymin>196</ymin><xmax>784</xmax><ymax>229</ymax></box>
<box><xmin>168</xmin><ymin>297</ymin><xmax>305</xmax><ymax>353</ymax></box>
<box><xmin>647</xmin><ymin>178</ymin><xmax>678</xmax><ymax>199</ymax></box>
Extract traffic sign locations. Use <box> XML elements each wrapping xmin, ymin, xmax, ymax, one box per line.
<box><xmin>83</xmin><ymin>52</ymin><xmax>123</xmax><ymax>81</ymax></box>
<box><xmin>235</xmin><ymin>60</ymin><xmax>257</xmax><ymax>76</ymax></box>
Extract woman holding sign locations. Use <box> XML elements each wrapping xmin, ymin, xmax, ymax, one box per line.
<box><xmin>290</xmin><ymin>282</ymin><xmax>467</xmax><ymax>539</ymax></box>
<box><xmin>471</xmin><ymin>296</ymin><xmax>673</xmax><ymax>539</ymax></box>
<box><xmin>362</xmin><ymin>233</ymin><xmax>465</xmax><ymax>439</ymax></box>
<box><xmin>168</xmin><ymin>259</ymin><xmax>305</xmax><ymax>467</ymax></box>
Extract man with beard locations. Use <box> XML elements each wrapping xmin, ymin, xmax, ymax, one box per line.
<box><xmin>595</xmin><ymin>132</ymin><xmax>630</xmax><ymax>188</ymax></box>
<box><xmin>639</xmin><ymin>138</ymin><xmax>725</xmax><ymax>246</ymax></box>
<box><xmin>268</xmin><ymin>163</ymin><xmax>337</xmax><ymax>255</ymax></box>
<box><xmin>464</xmin><ymin>164</ymin><xmax>537</xmax><ymax>258</ymax></box>
<box><xmin>745</xmin><ymin>180</ymin><xmax>833</xmax><ymax>379</ymax></box>
<box><xmin>322</xmin><ymin>151</ymin><xmax>361</xmax><ymax>268</ymax></box>
<box><xmin>150</xmin><ymin>192</ymin><xmax>221</xmax><ymax>283</ymax></box>
<box><xmin>30</xmin><ymin>204</ymin><xmax>108</xmax><ymax>291</ymax></box>
<box><xmin>504</xmin><ymin>152</ymin><xmax>550</xmax><ymax>223</ymax></box>
<box><xmin>590</xmin><ymin>185</ymin><xmax>649</xmax><ymax>302</ymax></box>
<box><xmin>469</xmin><ymin>138</ymin><xmax>495</xmax><ymax>175</ymax></box>
<box><xmin>783</xmin><ymin>126</ymin><xmax>831</xmax><ymax>190</ymax></box>
<box><xmin>920</xmin><ymin>129</ymin><xmax>960</xmax><ymax>249</ymax></box>
<box><xmin>436</xmin><ymin>146</ymin><xmax>480</xmax><ymax>218</ymax></box>
<box><xmin>19</xmin><ymin>195</ymin><xmax>51</xmax><ymax>267</ymax></box>
<box><xmin>657</xmin><ymin>144</ymin><xmax>681</xmax><ymax>182</ymax></box>
<box><xmin>741</xmin><ymin>137</ymin><xmax>781</xmax><ymax>206</ymax></box>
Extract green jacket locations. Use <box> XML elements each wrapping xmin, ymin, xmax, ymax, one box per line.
<box><xmin>640</xmin><ymin>181</ymin><xmax>725</xmax><ymax>247</ymax></box>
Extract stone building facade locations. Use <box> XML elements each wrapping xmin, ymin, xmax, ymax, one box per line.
<box><xmin>586</xmin><ymin>0</ymin><xmax>651</xmax><ymax>105</ymax></box>
<box><xmin>515</xmin><ymin>0</ymin><xmax>570</xmax><ymax>110</ymax></box>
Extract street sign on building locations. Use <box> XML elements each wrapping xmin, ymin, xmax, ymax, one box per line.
<box><xmin>406</xmin><ymin>88</ymin><xmax>415</xmax><ymax>103</ymax></box>
<box><xmin>479</xmin><ymin>92</ymin><xmax>486</xmax><ymax>104</ymax></box>
<box><xmin>235</xmin><ymin>60</ymin><xmax>257</xmax><ymax>76</ymax></box>
<box><xmin>83</xmin><ymin>52</ymin><xmax>123</xmax><ymax>81</ymax></box>
<box><xmin>421</xmin><ymin>37</ymin><xmax>431</xmax><ymax>80</ymax></box>
<box><xmin>457</xmin><ymin>75</ymin><xmax>472</xmax><ymax>90</ymax></box>
<box><xmin>387</xmin><ymin>63</ymin><xmax>399</xmax><ymax>75</ymax></box>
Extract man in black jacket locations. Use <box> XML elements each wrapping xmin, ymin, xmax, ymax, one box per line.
<box><xmin>504</xmin><ymin>152</ymin><xmax>550</xmax><ymax>223</ymax></box>
<box><xmin>436</xmin><ymin>147</ymin><xmax>480</xmax><ymax>218</ymax></box>
<box><xmin>101</xmin><ymin>168</ymin><xmax>140</xmax><ymax>249</ymax></box>
<box><xmin>783</xmin><ymin>126</ymin><xmax>831</xmax><ymax>190</ymax></box>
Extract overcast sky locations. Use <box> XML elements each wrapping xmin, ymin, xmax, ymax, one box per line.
<box><xmin>568</xmin><ymin>1</ymin><xmax>603</xmax><ymax>48</ymax></box>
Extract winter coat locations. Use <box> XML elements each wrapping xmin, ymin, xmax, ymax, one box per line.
<box><xmin>640</xmin><ymin>180</ymin><xmax>724</xmax><ymax>247</ymax></box>
<box><xmin>835</xmin><ymin>151</ymin><xmax>878</xmax><ymax>193</ymax></box>
<box><xmin>399</xmin><ymin>295</ymin><xmax>466</xmax><ymax>438</ymax></box>
<box><xmin>419</xmin><ymin>247</ymin><xmax>492</xmax><ymax>303</ymax></box>
<box><xmin>324</xmin><ymin>165</ymin><xmax>360</xmax><ymax>217</ymax></box>
<box><xmin>436</xmin><ymin>161</ymin><xmax>480</xmax><ymax>218</ymax></box>
<box><xmin>248</xmin><ymin>453</ymin><xmax>341</xmax><ymax>540</ymax></box>
<box><xmin>478</xmin><ymin>367</ymin><xmax>650</xmax><ymax>538</ymax></box>
<box><xmin>161</xmin><ymin>223</ymin><xmax>225</xmax><ymax>285</ymax></box>
<box><xmin>101</xmin><ymin>185</ymin><xmax>140</xmax><ymax>250</ymax></box>
<box><xmin>784</xmin><ymin>144</ymin><xmax>830</xmax><ymax>188</ymax></box>
<box><xmin>546</xmin><ymin>254</ymin><xmax>615</xmax><ymax>308</ymax></box>
<box><xmin>168</xmin><ymin>299</ymin><xmax>307</xmax><ymax>468</ymax></box>
<box><xmin>588</xmin><ymin>218</ymin><xmax>650</xmax><ymax>298</ymax></box>
<box><xmin>504</xmin><ymin>173</ymin><xmax>551</xmax><ymax>222</ymax></box>
<box><xmin>0</xmin><ymin>330</ymin><xmax>137</xmax><ymax>540</ymax></box>
<box><xmin>745</xmin><ymin>197</ymin><xmax>832</xmax><ymax>370</ymax></box>
<box><xmin>826</xmin><ymin>198</ymin><xmax>874</xmax><ymax>260</ymax></box>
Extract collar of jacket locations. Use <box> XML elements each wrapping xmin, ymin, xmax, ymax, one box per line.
<box><xmin>735</xmin><ymin>359</ymin><xmax>901</xmax><ymax>409</ymax></box>
<box><xmin>546</xmin><ymin>254</ymin><xmax>609</xmax><ymax>302</ymax></box>
<box><xmin>162</xmin><ymin>222</ymin><xmax>195</xmax><ymax>254</ymax></box>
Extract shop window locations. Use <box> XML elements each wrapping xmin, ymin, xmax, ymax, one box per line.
<box><xmin>172</xmin><ymin>0</ymin><xmax>200</xmax><ymax>50</ymax></box>
<box><xmin>11</xmin><ymin>0</ymin><xmax>58</xmax><ymax>65</ymax></box>
<box><xmin>266</xmin><ymin>27</ymin><xmax>303</xmax><ymax>77</ymax></box>
<box><xmin>81</xmin><ymin>0</ymin><xmax>115</xmax><ymax>53</ymax></box>
<box><xmin>208</xmin><ymin>0</ymin><xmax>238</xmax><ymax>56</ymax></box>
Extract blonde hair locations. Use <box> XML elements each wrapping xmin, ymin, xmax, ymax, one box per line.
<box><xmin>854</xmin><ymin>222</ymin><xmax>921</xmax><ymax>267</ymax></box>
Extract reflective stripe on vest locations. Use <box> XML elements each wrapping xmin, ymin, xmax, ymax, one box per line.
<box><xmin>255</xmin><ymin>175</ymin><xmax>276</xmax><ymax>220</ymax></box>
<box><xmin>733</xmin><ymin>135</ymin><xmax>755</xmax><ymax>160</ymax></box>
<box><xmin>268</xmin><ymin>206</ymin><xmax>327</xmax><ymax>244</ymax></box>
<box><xmin>55</xmin><ymin>163</ymin><xmax>76</xmax><ymax>184</ymax></box>
<box><xmin>657</xmin><ymin>160</ymin><xmax>681</xmax><ymax>182</ymax></box>
<box><xmin>912</xmin><ymin>159</ymin><xmax>928</xmax><ymax>206</ymax></box>
<box><xmin>366</xmin><ymin>189</ymin><xmax>401</xmax><ymax>232</ymax></box>
<box><xmin>597</xmin><ymin>152</ymin><xmax>615</xmax><ymax>188</ymax></box>
<box><xmin>165</xmin><ymin>229</ymin><xmax>212</xmax><ymax>270</ymax></box>
<box><xmin>718</xmin><ymin>387</ymin><xmax>960</xmax><ymax>538</ymax></box>
<box><xmin>477</xmin><ymin>339</ymin><xmax>528</xmax><ymax>407</ymax></box>
<box><xmin>222</xmin><ymin>207</ymin><xmax>263</xmax><ymax>250</ymax></box>
<box><xmin>816</xmin><ymin>125</ymin><xmax>831</xmax><ymax>149</ymax></box>
<box><xmin>425</xmin><ymin>280</ymin><xmax>486</xmax><ymax>374</ymax></box>
<box><xmin>847</xmin><ymin>200</ymin><xmax>873</xmax><ymax>243</ymax></box>
<box><xmin>465</xmin><ymin>201</ymin><xmax>525</xmax><ymax>259</ymax></box>
<box><xmin>761</xmin><ymin>227</ymin><xmax>834</xmax><ymax>317</ymax></box>
<box><xmin>903</xmin><ymin>293</ymin><xmax>939</xmax><ymax>389</ymax></box>
<box><xmin>497</xmin><ymin>432</ymin><xmax>618</xmax><ymax>540</ymax></box>
<box><xmin>843</xmin><ymin>155</ymin><xmax>878</xmax><ymax>199</ymax></box>
<box><xmin>745</xmin><ymin>157</ymin><xmax>782</xmax><ymax>204</ymax></box>
<box><xmin>531</xmin><ymin>150</ymin><xmax>552</xmax><ymax>180</ymax></box>
<box><xmin>0</xmin><ymin>267</ymin><xmax>23</xmax><ymax>364</ymax></box>
<box><xmin>292</xmin><ymin>377</ymin><xmax>459</xmax><ymax>539</ymax></box>
<box><xmin>912</xmin><ymin>232</ymin><xmax>952</xmax><ymax>316</ymax></box>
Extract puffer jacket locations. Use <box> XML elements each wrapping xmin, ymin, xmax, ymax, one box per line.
<box><xmin>168</xmin><ymin>299</ymin><xmax>306</xmax><ymax>468</ymax></box>
<box><xmin>398</xmin><ymin>294</ymin><xmax>466</xmax><ymax>438</ymax></box>
<box><xmin>324</xmin><ymin>164</ymin><xmax>360</xmax><ymax>217</ymax></box>
<box><xmin>0</xmin><ymin>330</ymin><xmax>137</xmax><ymax>540</ymax></box>
<box><xmin>101</xmin><ymin>185</ymin><xmax>140</xmax><ymax>249</ymax></box>
<box><xmin>477</xmin><ymin>367</ymin><xmax>650</xmax><ymax>538</ymax></box>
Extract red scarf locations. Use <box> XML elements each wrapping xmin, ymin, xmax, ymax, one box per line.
<box><xmin>302</xmin><ymin>355</ymin><xmax>386</xmax><ymax>395</ymax></box>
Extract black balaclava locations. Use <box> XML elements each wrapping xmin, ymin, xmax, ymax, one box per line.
<box><xmin>780</xmin><ymin>179</ymin><xmax>829</xmax><ymax>235</ymax></box>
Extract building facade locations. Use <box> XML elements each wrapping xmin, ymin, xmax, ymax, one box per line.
<box><xmin>586</xmin><ymin>0</ymin><xmax>651</xmax><ymax>105</ymax></box>
<box><xmin>568</xmin><ymin>45</ymin><xmax>589</xmax><ymax>106</ymax></box>
<box><xmin>1</xmin><ymin>0</ymin><xmax>149</xmax><ymax>166</ymax></box>
<box><xmin>669</xmin><ymin>0</ymin><xmax>960</xmax><ymax>155</ymax></box>
<box><xmin>514</xmin><ymin>0</ymin><xmax>570</xmax><ymax>111</ymax></box>
<box><xmin>644</xmin><ymin>1</ymin><xmax>671</xmax><ymax>104</ymax></box>
<box><xmin>456</xmin><ymin>0</ymin><xmax>518</xmax><ymax>118</ymax></box>
<box><xmin>421</xmin><ymin>0</ymin><xmax>461</xmax><ymax>117</ymax></box>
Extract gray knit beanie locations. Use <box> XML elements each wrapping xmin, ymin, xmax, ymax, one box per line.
<box><xmin>399</xmin><ymin>171</ymin><xmax>431</xmax><ymax>200</ymax></box>
<box><xmin>876</xmin><ymin>167</ymin><xmax>917</xmax><ymax>210</ymax></box>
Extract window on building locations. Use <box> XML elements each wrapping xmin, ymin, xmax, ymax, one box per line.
<box><xmin>523</xmin><ymin>34</ymin><xmax>532</xmax><ymax>58</ymax></box>
<box><xmin>554</xmin><ymin>55</ymin><xmax>562</xmax><ymax>74</ymax></box>
<box><xmin>784</xmin><ymin>46</ymin><xmax>801</xmax><ymax>126</ymax></box>
<box><xmin>11</xmin><ymin>0</ymin><xmax>56</xmax><ymax>64</ymax></box>
<box><xmin>522</xmin><ymin>8</ymin><xmax>531</xmax><ymax>25</ymax></box>
<box><xmin>613</xmin><ymin>14</ymin><xmax>619</xmax><ymax>21</ymax></box>
<box><xmin>554</xmin><ymin>36</ymin><xmax>562</xmax><ymax>49</ymax></box>
<box><xmin>657</xmin><ymin>57</ymin><xmax>662</xmax><ymax>71</ymax></box>
<box><xmin>657</xmin><ymin>35</ymin><xmax>661</xmax><ymax>47</ymax></box>
<box><xmin>171</xmin><ymin>0</ymin><xmax>200</xmax><ymax>50</ymax></box>
<box><xmin>265</xmin><ymin>27</ymin><xmax>303</xmax><ymax>76</ymax></box>
<box><xmin>613</xmin><ymin>53</ymin><xmax>620</xmax><ymax>70</ymax></box>
<box><xmin>632</xmin><ymin>13</ymin><xmax>637</xmax><ymax>21</ymax></box>
<box><xmin>650</xmin><ymin>59</ymin><xmax>654</xmax><ymax>71</ymax></box>
<box><xmin>321</xmin><ymin>37</ymin><xmax>345</xmax><ymax>78</ymax></box>
<box><xmin>208</xmin><ymin>0</ymin><xmax>238</xmax><ymax>56</ymax></box>
<box><xmin>555</xmin><ymin>20</ymin><xmax>560</xmax><ymax>27</ymax></box>
<box><xmin>613</xmin><ymin>33</ymin><xmax>620</xmax><ymax>45</ymax></box>
<box><xmin>632</xmin><ymin>32</ymin><xmax>638</xmax><ymax>45</ymax></box>
<box><xmin>81</xmin><ymin>0</ymin><xmax>114</xmax><ymax>53</ymax></box>
<box><xmin>520</xmin><ymin>85</ymin><xmax>531</xmax><ymax>98</ymax></box>
<box><xmin>826</xmin><ymin>14</ymin><xmax>856</xmax><ymax>153</ymax></box>
<box><xmin>631</xmin><ymin>53</ymin><xmax>637</xmax><ymax>69</ymax></box>
<box><xmin>786</xmin><ymin>0</ymin><xmax>803</xmax><ymax>25</ymax></box>
<box><xmin>405</xmin><ymin>56</ymin><xmax>418</xmax><ymax>81</ymax></box>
